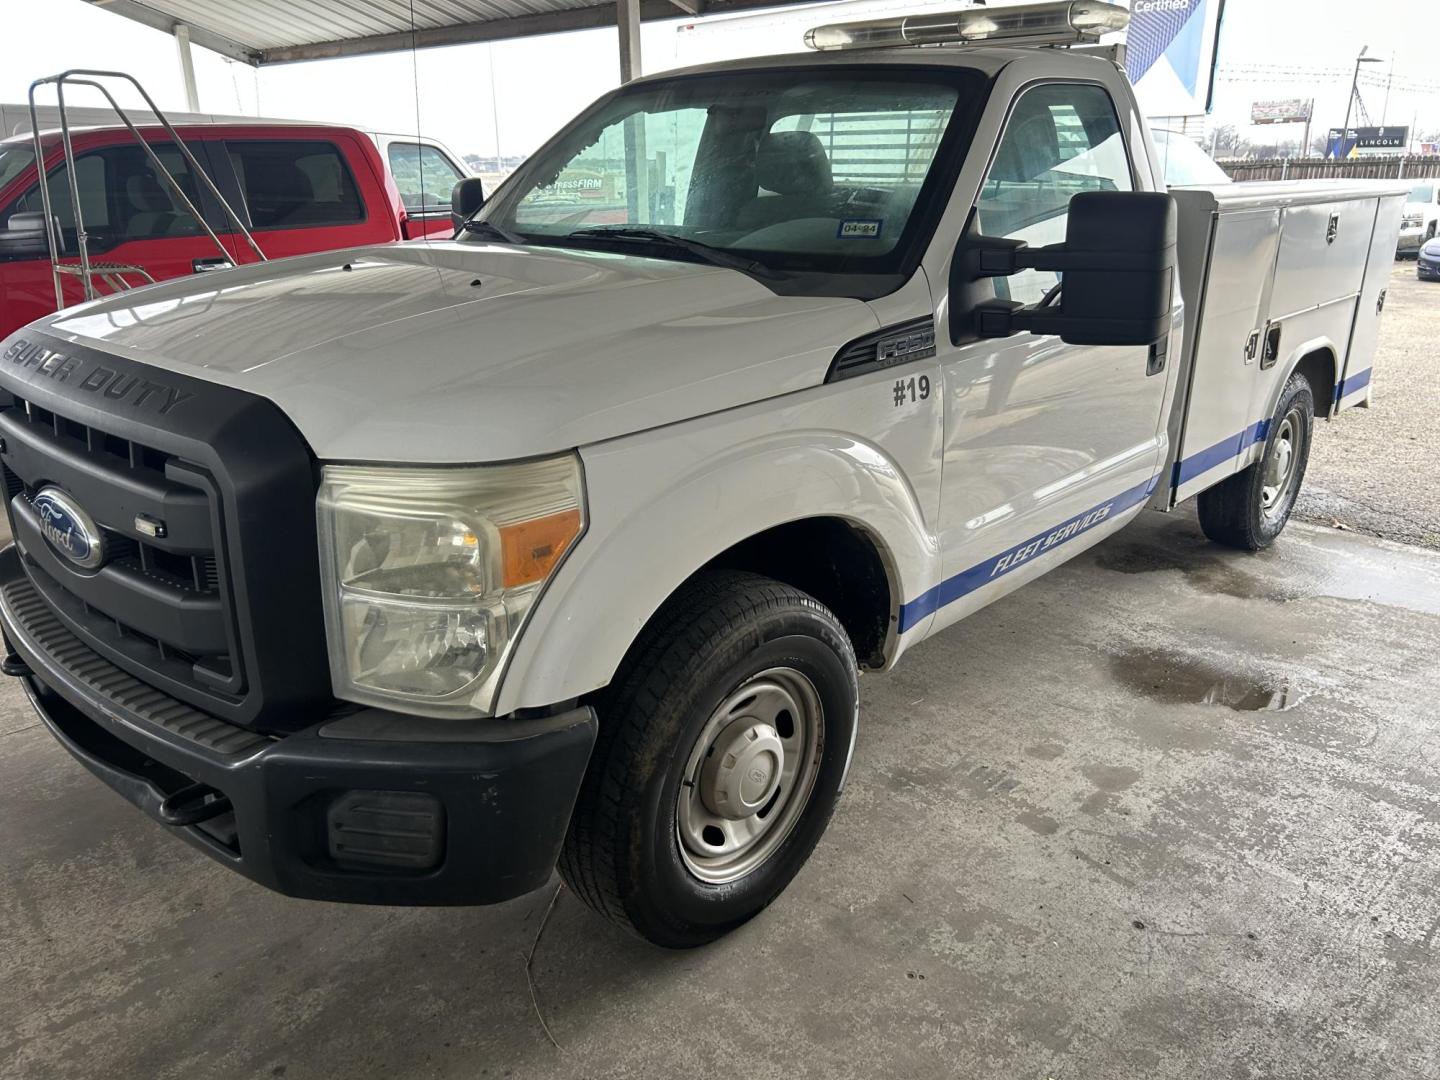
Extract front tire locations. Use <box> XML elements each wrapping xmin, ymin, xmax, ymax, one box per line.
<box><xmin>559</xmin><ymin>570</ymin><xmax>858</xmax><ymax>948</ymax></box>
<box><xmin>1197</xmin><ymin>370</ymin><xmax>1315</xmax><ymax>550</ymax></box>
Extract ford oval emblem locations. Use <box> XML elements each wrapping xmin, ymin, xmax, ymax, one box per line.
<box><xmin>32</xmin><ymin>486</ymin><xmax>107</xmax><ymax>571</ymax></box>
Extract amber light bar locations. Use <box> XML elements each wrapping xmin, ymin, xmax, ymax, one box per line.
<box><xmin>803</xmin><ymin>0</ymin><xmax>1130</xmax><ymax>52</ymax></box>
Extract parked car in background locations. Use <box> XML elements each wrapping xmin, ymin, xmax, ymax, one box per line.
<box><xmin>0</xmin><ymin>123</ymin><xmax>471</xmax><ymax>339</ymax></box>
<box><xmin>1419</xmin><ymin>235</ymin><xmax>1440</xmax><ymax>280</ymax></box>
<box><xmin>1397</xmin><ymin>178</ymin><xmax>1440</xmax><ymax>256</ymax></box>
<box><xmin>368</xmin><ymin>131</ymin><xmax>472</xmax><ymax>226</ymax></box>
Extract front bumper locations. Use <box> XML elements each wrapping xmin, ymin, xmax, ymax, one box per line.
<box><xmin>0</xmin><ymin>545</ymin><xmax>596</xmax><ymax>906</ymax></box>
<box><xmin>1418</xmin><ymin>258</ymin><xmax>1440</xmax><ymax>280</ymax></box>
<box><xmin>1397</xmin><ymin>228</ymin><xmax>1425</xmax><ymax>253</ymax></box>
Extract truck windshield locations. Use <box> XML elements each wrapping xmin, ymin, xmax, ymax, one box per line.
<box><xmin>1409</xmin><ymin>184</ymin><xmax>1434</xmax><ymax>204</ymax></box>
<box><xmin>476</xmin><ymin>66</ymin><xmax>987</xmax><ymax>296</ymax></box>
<box><xmin>0</xmin><ymin>145</ymin><xmax>35</xmax><ymax>195</ymax></box>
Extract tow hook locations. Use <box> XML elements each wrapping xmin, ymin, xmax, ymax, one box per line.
<box><xmin>158</xmin><ymin>783</ymin><xmax>233</xmax><ymax>827</ymax></box>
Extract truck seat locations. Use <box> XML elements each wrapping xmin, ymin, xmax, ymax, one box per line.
<box><xmin>124</xmin><ymin>173</ymin><xmax>185</xmax><ymax>237</ymax></box>
<box><xmin>735</xmin><ymin>131</ymin><xmax>834</xmax><ymax>231</ymax></box>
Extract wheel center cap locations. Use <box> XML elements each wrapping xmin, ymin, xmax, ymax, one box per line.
<box><xmin>700</xmin><ymin>718</ymin><xmax>785</xmax><ymax>820</ymax></box>
<box><xmin>1266</xmin><ymin>437</ymin><xmax>1292</xmax><ymax>492</ymax></box>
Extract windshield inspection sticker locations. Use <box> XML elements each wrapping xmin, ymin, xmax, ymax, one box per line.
<box><xmin>837</xmin><ymin>219</ymin><xmax>883</xmax><ymax>239</ymax></box>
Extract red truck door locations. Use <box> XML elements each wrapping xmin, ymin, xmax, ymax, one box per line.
<box><xmin>0</xmin><ymin>136</ymin><xmax>236</xmax><ymax>339</ymax></box>
<box><xmin>211</xmin><ymin>132</ymin><xmax>399</xmax><ymax>264</ymax></box>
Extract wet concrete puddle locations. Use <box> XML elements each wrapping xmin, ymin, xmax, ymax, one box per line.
<box><xmin>1111</xmin><ymin>649</ymin><xmax>1302</xmax><ymax>712</ymax></box>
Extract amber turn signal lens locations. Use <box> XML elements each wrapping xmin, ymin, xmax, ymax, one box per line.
<box><xmin>499</xmin><ymin>508</ymin><xmax>582</xmax><ymax>588</ymax></box>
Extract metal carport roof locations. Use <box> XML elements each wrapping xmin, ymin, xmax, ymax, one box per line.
<box><xmin>82</xmin><ymin>0</ymin><xmax>821</xmax><ymax>65</ymax></box>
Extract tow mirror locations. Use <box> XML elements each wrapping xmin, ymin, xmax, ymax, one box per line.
<box><xmin>450</xmin><ymin>177</ymin><xmax>486</xmax><ymax>231</ymax></box>
<box><xmin>0</xmin><ymin>211</ymin><xmax>57</xmax><ymax>260</ymax></box>
<box><xmin>950</xmin><ymin>191</ymin><xmax>1176</xmax><ymax>347</ymax></box>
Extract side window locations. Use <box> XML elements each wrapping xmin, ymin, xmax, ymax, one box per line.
<box><xmin>227</xmin><ymin>140</ymin><xmax>364</xmax><ymax>230</ymax></box>
<box><xmin>0</xmin><ymin>145</ymin><xmax>206</xmax><ymax>251</ymax></box>
<box><xmin>387</xmin><ymin>142</ymin><xmax>464</xmax><ymax>214</ymax></box>
<box><xmin>977</xmin><ymin>84</ymin><xmax>1133</xmax><ymax>305</ymax></box>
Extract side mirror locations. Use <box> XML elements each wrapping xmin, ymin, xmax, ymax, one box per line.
<box><xmin>0</xmin><ymin>211</ymin><xmax>57</xmax><ymax>260</ymax></box>
<box><xmin>950</xmin><ymin>191</ymin><xmax>1176</xmax><ymax>347</ymax></box>
<box><xmin>450</xmin><ymin>178</ymin><xmax>486</xmax><ymax>231</ymax></box>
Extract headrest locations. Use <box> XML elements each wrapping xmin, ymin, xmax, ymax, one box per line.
<box><xmin>991</xmin><ymin>107</ymin><xmax>1060</xmax><ymax>183</ymax></box>
<box><xmin>247</xmin><ymin>158</ymin><xmax>313</xmax><ymax>203</ymax></box>
<box><xmin>755</xmin><ymin>130</ymin><xmax>832</xmax><ymax>197</ymax></box>
<box><xmin>125</xmin><ymin>172</ymin><xmax>173</xmax><ymax>213</ymax></box>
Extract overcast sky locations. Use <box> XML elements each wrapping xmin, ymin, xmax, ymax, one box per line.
<box><xmin>2</xmin><ymin>0</ymin><xmax>1434</xmax><ymax>158</ymax></box>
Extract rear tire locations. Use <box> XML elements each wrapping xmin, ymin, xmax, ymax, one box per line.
<box><xmin>559</xmin><ymin>570</ymin><xmax>858</xmax><ymax>948</ymax></box>
<box><xmin>1197</xmin><ymin>370</ymin><xmax>1315</xmax><ymax>551</ymax></box>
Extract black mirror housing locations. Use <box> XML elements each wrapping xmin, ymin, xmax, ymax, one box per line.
<box><xmin>952</xmin><ymin>191</ymin><xmax>1177</xmax><ymax>348</ymax></box>
<box><xmin>450</xmin><ymin>177</ymin><xmax>487</xmax><ymax>231</ymax></box>
<box><xmin>0</xmin><ymin>211</ymin><xmax>56</xmax><ymax>261</ymax></box>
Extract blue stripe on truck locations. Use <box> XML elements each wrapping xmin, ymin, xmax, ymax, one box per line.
<box><xmin>1171</xmin><ymin>419</ymin><xmax>1271</xmax><ymax>488</ymax></box>
<box><xmin>901</xmin><ymin>366</ymin><xmax>1374</xmax><ymax>635</ymax></box>
<box><xmin>1334</xmin><ymin>367</ymin><xmax>1372</xmax><ymax>403</ymax></box>
<box><xmin>898</xmin><ymin>474</ymin><xmax>1161</xmax><ymax>633</ymax></box>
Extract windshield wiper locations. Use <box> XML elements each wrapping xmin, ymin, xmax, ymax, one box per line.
<box><xmin>564</xmin><ymin>226</ymin><xmax>779</xmax><ymax>279</ymax></box>
<box><xmin>461</xmin><ymin>218</ymin><xmax>525</xmax><ymax>244</ymax></box>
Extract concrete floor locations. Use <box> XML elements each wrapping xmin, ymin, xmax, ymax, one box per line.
<box><xmin>1296</xmin><ymin>261</ymin><xmax>1440</xmax><ymax>548</ymax></box>
<box><xmin>4</xmin><ymin>504</ymin><xmax>1440</xmax><ymax>1080</ymax></box>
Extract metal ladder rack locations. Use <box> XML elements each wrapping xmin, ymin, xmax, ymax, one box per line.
<box><xmin>26</xmin><ymin>70</ymin><xmax>267</xmax><ymax>309</ymax></box>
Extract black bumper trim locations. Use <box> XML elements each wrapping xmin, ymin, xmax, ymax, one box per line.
<box><xmin>2</xmin><ymin>548</ymin><xmax>598</xmax><ymax>906</ymax></box>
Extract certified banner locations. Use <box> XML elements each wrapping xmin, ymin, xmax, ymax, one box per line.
<box><xmin>1125</xmin><ymin>0</ymin><xmax>1224</xmax><ymax>118</ymax></box>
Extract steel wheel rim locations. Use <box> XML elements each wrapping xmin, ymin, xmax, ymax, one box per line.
<box><xmin>1260</xmin><ymin>407</ymin><xmax>1303</xmax><ymax>519</ymax></box>
<box><xmin>676</xmin><ymin>666</ymin><xmax>824</xmax><ymax>885</ymax></box>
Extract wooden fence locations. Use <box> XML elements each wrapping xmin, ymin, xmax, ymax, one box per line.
<box><xmin>1217</xmin><ymin>156</ymin><xmax>1440</xmax><ymax>182</ymax></box>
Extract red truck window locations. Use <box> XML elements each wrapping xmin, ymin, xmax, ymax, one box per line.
<box><xmin>227</xmin><ymin>140</ymin><xmax>364</xmax><ymax>230</ymax></box>
<box><xmin>0</xmin><ymin>145</ymin><xmax>35</xmax><ymax>192</ymax></box>
<box><xmin>0</xmin><ymin>144</ymin><xmax>207</xmax><ymax>253</ymax></box>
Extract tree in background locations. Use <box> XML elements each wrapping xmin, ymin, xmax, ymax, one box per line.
<box><xmin>1209</xmin><ymin>124</ymin><xmax>1253</xmax><ymax>160</ymax></box>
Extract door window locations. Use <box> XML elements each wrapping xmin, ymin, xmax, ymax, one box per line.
<box><xmin>976</xmin><ymin>83</ymin><xmax>1133</xmax><ymax>305</ymax></box>
<box><xmin>387</xmin><ymin>142</ymin><xmax>464</xmax><ymax>214</ymax></box>
<box><xmin>227</xmin><ymin>140</ymin><xmax>364</xmax><ymax>230</ymax></box>
<box><xmin>0</xmin><ymin>144</ymin><xmax>207</xmax><ymax>254</ymax></box>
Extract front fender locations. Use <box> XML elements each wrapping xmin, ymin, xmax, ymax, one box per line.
<box><xmin>492</xmin><ymin>418</ymin><xmax>940</xmax><ymax>716</ymax></box>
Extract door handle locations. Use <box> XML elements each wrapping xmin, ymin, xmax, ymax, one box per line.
<box><xmin>192</xmin><ymin>257</ymin><xmax>234</xmax><ymax>274</ymax></box>
<box><xmin>1147</xmin><ymin>334</ymin><xmax>1168</xmax><ymax>377</ymax></box>
<box><xmin>1244</xmin><ymin>330</ymin><xmax>1261</xmax><ymax>364</ymax></box>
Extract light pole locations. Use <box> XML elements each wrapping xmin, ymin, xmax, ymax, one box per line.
<box><xmin>1338</xmin><ymin>48</ymin><xmax>1384</xmax><ymax>158</ymax></box>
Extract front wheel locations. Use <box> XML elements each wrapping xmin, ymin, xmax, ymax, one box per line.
<box><xmin>559</xmin><ymin>571</ymin><xmax>858</xmax><ymax>948</ymax></box>
<box><xmin>1197</xmin><ymin>370</ymin><xmax>1315</xmax><ymax>551</ymax></box>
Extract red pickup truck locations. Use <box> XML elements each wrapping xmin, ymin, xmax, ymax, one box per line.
<box><xmin>0</xmin><ymin>123</ymin><xmax>468</xmax><ymax>338</ymax></box>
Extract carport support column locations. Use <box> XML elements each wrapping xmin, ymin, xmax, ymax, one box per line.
<box><xmin>617</xmin><ymin>0</ymin><xmax>642</xmax><ymax>83</ymax></box>
<box><xmin>175</xmin><ymin>23</ymin><xmax>201</xmax><ymax>112</ymax></box>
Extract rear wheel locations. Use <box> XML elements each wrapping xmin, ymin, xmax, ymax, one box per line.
<box><xmin>559</xmin><ymin>570</ymin><xmax>858</xmax><ymax>948</ymax></box>
<box><xmin>1197</xmin><ymin>371</ymin><xmax>1314</xmax><ymax>550</ymax></box>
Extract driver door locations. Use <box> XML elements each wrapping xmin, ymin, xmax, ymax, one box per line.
<box><xmin>0</xmin><ymin>139</ymin><xmax>230</xmax><ymax>328</ymax></box>
<box><xmin>927</xmin><ymin>82</ymin><xmax>1170</xmax><ymax>632</ymax></box>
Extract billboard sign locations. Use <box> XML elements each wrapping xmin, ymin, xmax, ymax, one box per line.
<box><xmin>1251</xmin><ymin>99</ymin><xmax>1313</xmax><ymax>125</ymax></box>
<box><xmin>1325</xmin><ymin>126</ymin><xmax>1410</xmax><ymax>158</ymax></box>
<box><xmin>1124</xmin><ymin>0</ymin><xmax>1225</xmax><ymax>118</ymax></box>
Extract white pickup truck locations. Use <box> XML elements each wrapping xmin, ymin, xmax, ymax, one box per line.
<box><xmin>0</xmin><ymin>1</ymin><xmax>1405</xmax><ymax>947</ymax></box>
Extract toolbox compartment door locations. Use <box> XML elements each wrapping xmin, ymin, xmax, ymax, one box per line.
<box><xmin>1168</xmin><ymin>203</ymin><xmax>1282</xmax><ymax>504</ymax></box>
<box><xmin>1334</xmin><ymin>193</ymin><xmax>1407</xmax><ymax>413</ymax></box>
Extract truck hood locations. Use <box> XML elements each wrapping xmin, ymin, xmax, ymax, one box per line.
<box><xmin>33</xmin><ymin>242</ymin><xmax>880</xmax><ymax>462</ymax></box>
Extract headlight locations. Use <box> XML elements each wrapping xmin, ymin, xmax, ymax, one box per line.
<box><xmin>316</xmin><ymin>455</ymin><xmax>584</xmax><ymax>717</ymax></box>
